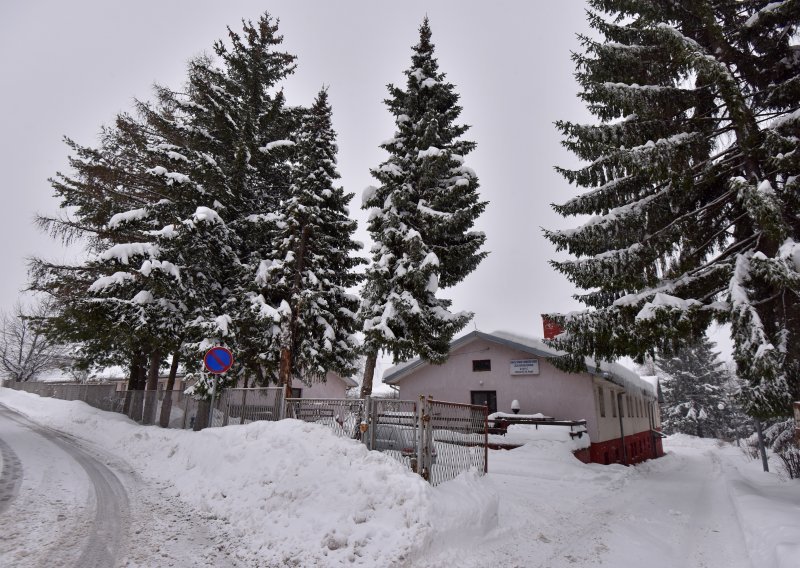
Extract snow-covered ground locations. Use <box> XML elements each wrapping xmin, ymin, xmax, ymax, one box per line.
<box><xmin>1</xmin><ymin>388</ymin><xmax>798</xmax><ymax>568</ymax></box>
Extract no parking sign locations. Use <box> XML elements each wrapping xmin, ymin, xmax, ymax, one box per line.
<box><xmin>204</xmin><ymin>346</ymin><xmax>233</xmax><ymax>374</ymax></box>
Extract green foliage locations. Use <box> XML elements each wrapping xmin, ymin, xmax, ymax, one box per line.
<box><xmin>547</xmin><ymin>0</ymin><xmax>800</xmax><ymax>419</ymax></box>
<box><xmin>360</xmin><ymin>18</ymin><xmax>487</xmax><ymax>364</ymax></box>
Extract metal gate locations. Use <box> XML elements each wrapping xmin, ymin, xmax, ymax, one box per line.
<box><xmin>366</xmin><ymin>397</ymin><xmax>488</xmax><ymax>485</ymax></box>
<box><xmin>284</xmin><ymin>398</ymin><xmax>365</xmax><ymax>438</ymax></box>
<box><xmin>424</xmin><ymin>398</ymin><xmax>488</xmax><ymax>486</ymax></box>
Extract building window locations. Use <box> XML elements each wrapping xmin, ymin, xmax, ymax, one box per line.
<box><xmin>597</xmin><ymin>387</ymin><xmax>606</xmax><ymax>417</ymax></box>
<box><xmin>470</xmin><ymin>391</ymin><xmax>497</xmax><ymax>415</ymax></box>
<box><xmin>611</xmin><ymin>392</ymin><xmax>617</xmax><ymax>417</ymax></box>
<box><xmin>291</xmin><ymin>388</ymin><xmax>302</xmax><ymax>398</ymax></box>
<box><xmin>472</xmin><ymin>359</ymin><xmax>491</xmax><ymax>372</ymax></box>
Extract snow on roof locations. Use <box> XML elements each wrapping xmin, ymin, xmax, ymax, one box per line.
<box><xmin>382</xmin><ymin>330</ymin><xmax>655</xmax><ymax>396</ymax></box>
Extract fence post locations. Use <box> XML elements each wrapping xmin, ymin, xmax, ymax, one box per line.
<box><xmin>240</xmin><ymin>388</ymin><xmax>248</xmax><ymax>425</ymax></box>
<box><xmin>361</xmin><ymin>395</ymin><xmax>371</xmax><ymax>446</ymax></box>
<box><xmin>483</xmin><ymin>405</ymin><xmax>489</xmax><ymax>474</ymax></box>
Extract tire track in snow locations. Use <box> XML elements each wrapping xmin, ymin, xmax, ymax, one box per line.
<box><xmin>0</xmin><ymin>405</ymin><xmax>130</xmax><ymax>568</ymax></box>
<box><xmin>0</xmin><ymin>434</ymin><xmax>23</xmax><ymax>513</ymax></box>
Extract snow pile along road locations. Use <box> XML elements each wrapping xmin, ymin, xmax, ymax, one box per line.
<box><xmin>0</xmin><ymin>389</ymin><xmax>498</xmax><ymax>567</ymax></box>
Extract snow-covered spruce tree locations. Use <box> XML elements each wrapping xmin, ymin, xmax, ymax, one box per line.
<box><xmin>31</xmin><ymin>13</ymin><xmax>298</xmax><ymax>401</ymax></box>
<box><xmin>359</xmin><ymin>18</ymin><xmax>487</xmax><ymax>397</ymax></box>
<box><xmin>31</xmin><ymin>122</ymin><xmax>167</xmax><ymax>391</ymax></box>
<box><xmin>256</xmin><ymin>89</ymin><xmax>362</xmax><ymax>398</ymax></box>
<box><xmin>656</xmin><ymin>338</ymin><xmax>733</xmax><ymax>438</ymax></box>
<box><xmin>545</xmin><ymin>1</ymin><xmax>800</xmax><ymax>420</ymax></box>
<box><xmin>133</xmin><ymin>13</ymin><xmax>299</xmax><ymax>387</ymax></box>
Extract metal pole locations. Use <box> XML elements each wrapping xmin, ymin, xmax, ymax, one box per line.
<box><xmin>617</xmin><ymin>392</ymin><xmax>627</xmax><ymax>465</ymax></box>
<box><xmin>754</xmin><ymin>419</ymin><xmax>769</xmax><ymax>472</ymax></box>
<box><xmin>208</xmin><ymin>371</ymin><xmax>217</xmax><ymax>427</ymax></box>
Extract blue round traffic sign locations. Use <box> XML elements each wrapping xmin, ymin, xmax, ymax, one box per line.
<box><xmin>204</xmin><ymin>346</ymin><xmax>233</xmax><ymax>374</ymax></box>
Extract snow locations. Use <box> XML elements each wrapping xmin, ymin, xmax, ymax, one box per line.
<box><xmin>146</xmin><ymin>166</ymin><xmax>190</xmax><ymax>185</ymax></box>
<box><xmin>419</xmin><ymin>78</ymin><xmax>438</xmax><ymax>89</ymax></box>
<box><xmin>108</xmin><ymin>207</ymin><xmax>148</xmax><ymax>228</ymax></box>
<box><xmin>635</xmin><ymin>292</ymin><xmax>702</xmax><ymax>321</ymax></box>
<box><xmin>139</xmin><ymin>258</ymin><xmax>180</xmax><ymax>280</ymax></box>
<box><xmin>1</xmin><ymin>390</ymin><xmax>798</xmax><ymax>568</ymax></box>
<box><xmin>0</xmin><ymin>389</ymin><xmax>496</xmax><ymax>567</ymax></box>
<box><xmin>744</xmin><ymin>1</ymin><xmax>788</xmax><ymax>27</ymax></box>
<box><xmin>97</xmin><ymin>242</ymin><xmax>159</xmax><ymax>264</ymax></box>
<box><xmin>259</xmin><ymin>139</ymin><xmax>296</xmax><ymax>152</ymax></box>
<box><xmin>88</xmin><ymin>271</ymin><xmax>134</xmax><ymax>292</ymax></box>
<box><xmin>418</xmin><ymin>147</ymin><xmax>442</xmax><ymax>159</ymax></box>
<box><xmin>131</xmin><ymin>290</ymin><xmax>154</xmax><ymax>304</ymax></box>
<box><xmin>192</xmin><ymin>206</ymin><xmax>224</xmax><ymax>225</ymax></box>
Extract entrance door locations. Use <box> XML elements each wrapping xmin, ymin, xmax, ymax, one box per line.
<box><xmin>470</xmin><ymin>390</ymin><xmax>497</xmax><ymax>415</ymax></box>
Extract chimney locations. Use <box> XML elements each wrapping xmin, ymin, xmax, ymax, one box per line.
<box><xmin>541</xmin><ymin>315</ymin><xmax>563</xmax><ymax>340</ymax></box>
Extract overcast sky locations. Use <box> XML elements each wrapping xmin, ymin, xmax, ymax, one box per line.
<box><xmin>0</xmin><ymin>2</ymin><xmax>732</xmax><ymax>372</ymax></box>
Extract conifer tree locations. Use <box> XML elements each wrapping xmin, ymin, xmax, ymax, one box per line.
<box><xmin>31</xmin><ymin>13</ymin><xmax>300</xmax><ymax>397</ymax></box>
<box><xmin>359</xmin><ymin>18</ymin><xmax>487</xmax><ymax>397</ymax></box>
<box><xmin>546</xmin><ymin>1</ymin><xmax>800</xmax><ymax>419</ymax></box>
<box><xmin>656</xmin><ymin>338</ymin><xmax>733</xmax><ymax>438</ymax></box>
<box><xmin>257</xmin><ymin>89</ymin><xmax>363</xmax><ymax>397</ymax></box>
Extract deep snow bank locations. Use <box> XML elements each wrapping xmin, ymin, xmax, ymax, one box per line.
<box><xmin>0</xmin><ymin>389</ymin><xmax>497</xmax><ymax>567</ymax></box>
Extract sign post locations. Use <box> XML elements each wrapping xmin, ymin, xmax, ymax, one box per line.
<box><xmin>203</xmin><ymin>347</ymin><xmax>234</xmax><ymax>427</ymax></box>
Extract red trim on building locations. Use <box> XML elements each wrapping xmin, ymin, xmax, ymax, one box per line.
<box><xmin>588</xmin><ymin>430</ymin><xmax>664</xmax><ymax>465</ymax></box>
<box><xmin>573</xmin><ymin>447</ymin><xmax>591</xmax><ymax>463</ymax></box>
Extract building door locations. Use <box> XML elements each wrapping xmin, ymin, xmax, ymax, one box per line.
<box><xmin>470</xmin><ymin>391</ymin><xmax>497</xmax><ymax>415</ymax></box>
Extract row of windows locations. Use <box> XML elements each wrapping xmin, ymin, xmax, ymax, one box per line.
<box><xmin>596</xmin><ymin>386</ymin><xmax>656</xmax><ymax>421</ymax></box>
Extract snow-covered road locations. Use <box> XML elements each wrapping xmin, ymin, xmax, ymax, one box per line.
<box><xmin>0</xmin><ymin>404</ymin><xmax>237</xmax><ymax>568</ymax></box>
<box><xmin>421</xmin><ymin>439</ymin><xmax>753</xmax><ymax>568</ymax></box>
<box><xmin>1</xmin><ymin>389</ymin><xmax>797</xmax><ymax>568</ymax></box>
<box><xmin>0</xmin><ymin>404</ymin><xmax>126</xmax><ymax>567</ymax></box>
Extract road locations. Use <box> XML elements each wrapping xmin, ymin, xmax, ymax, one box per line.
<box><xmin>0</xmin><ymin>404</ymin><xmax>237</xmax><ymax>568</ymax></box>
<box><xmin>420</xmin><ymin>439</ymin><xmax>753</xmax><ymax>568</ymax></box>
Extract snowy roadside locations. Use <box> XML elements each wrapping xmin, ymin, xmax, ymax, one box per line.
<box><xmin>0</xmin><ymin>389</ymin><xmax>498</xmax><ymax>567</ymax></box>
<box><xmin>421</xmin><ymin>433</ymin><xmax>799</xmax><ymax>568</ymax></box>
<box><xmin>2</xmin><ymin>388</ymin><xmax>797</xmax><ymax>568</ymax></box>
<box><xmin>667</xmin><ymin>435</ymin><xmax>800</xmax><ymax>568</ymax></box>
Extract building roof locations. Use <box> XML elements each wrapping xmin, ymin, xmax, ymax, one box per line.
<box><xmin>338</xmin><ymin>374</ymin><xmax>359</xmax><ymax>388</ymax></box>
<box><xmin>382</xmin><ymin>330</ymin><xmax>656</xmax><ymax>396</ymax></box>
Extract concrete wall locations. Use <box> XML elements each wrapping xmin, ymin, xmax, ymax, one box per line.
<box><xmin>394</xmin><ymin>337</ymin><xmax>601</xmax><ymax>441</ymax></box>
<box><xmin>291</xmin><ymin>372</ymin><xmax>354</xmax><ymax>398</ymax></box>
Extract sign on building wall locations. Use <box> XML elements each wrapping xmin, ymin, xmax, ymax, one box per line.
<box><xmin>510</xmin><ymin>359</ymin><xmax>539</xmax><ymax>375</ymax></box>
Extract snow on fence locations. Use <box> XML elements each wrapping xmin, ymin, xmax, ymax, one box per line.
<box><xmin>2</xmin><ymin>381</ymin><xmax>283</xmax><ymax>431</ymax></box>
<box><xmin>2</xmin><ymin>381</ymin><xmax>119</xmax><ymax>412</ymax></box>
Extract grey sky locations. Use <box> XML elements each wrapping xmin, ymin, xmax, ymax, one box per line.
<box><xmin>2</xmin><ymin>2</ymin><xmax>729</xmax><ymax>370</ymax></box>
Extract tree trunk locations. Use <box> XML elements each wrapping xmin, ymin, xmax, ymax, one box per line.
<box><xmin>142</xmin><ymin>349</ymin><xmax>161</xmax><ymax>425</ymax></box>
<box><xmin>278</xmin><ymin>226</ymin><xmax>312</xmax><ymax>400</ymax></box>
<box><xmin>360</xmin><ymin>351</ymin><xmax>377</xmax><ymax>399</ymax></box>
<box><xmin>159</xmin><ymin>349</ymin><xmax>181</xmax><ymax>428</ymax></box>
<box><xmin>279</xmin><ymin>346</ymin><xmax>293</xmax><ymax>400</ymax></box>
<box><xmin>123</xmin><ymin>355</ymin><xmax>138</xmax><ymax>415</ymax></box>
<box><xmin>128</xmin><ymin>352</ymin><xmax>147</xmax><ymax>422</ymax></box>
<box><xmin>194</xmin><ymin>399</ymin><xmax>210</xmax><ymax>431</ymax></box>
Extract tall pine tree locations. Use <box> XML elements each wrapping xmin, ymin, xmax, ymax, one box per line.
<box><xmin>546</xmin><ymin>1</ymin><xmax>800</xmax><ymax>420</ymax></box>
<box><xmin>359</xmin><ymin>18</ymin><xmax>487</xmax><ymax>396</ymax></box>
<box><xmin>656</xmin><ymin>338</ymin><xmax>733</xmax><ymax>438</ymax></box>
<box><xmin>257</xmin><ymin>89</ymin><xmax>363</xmax><ymax>397</ymax></box>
